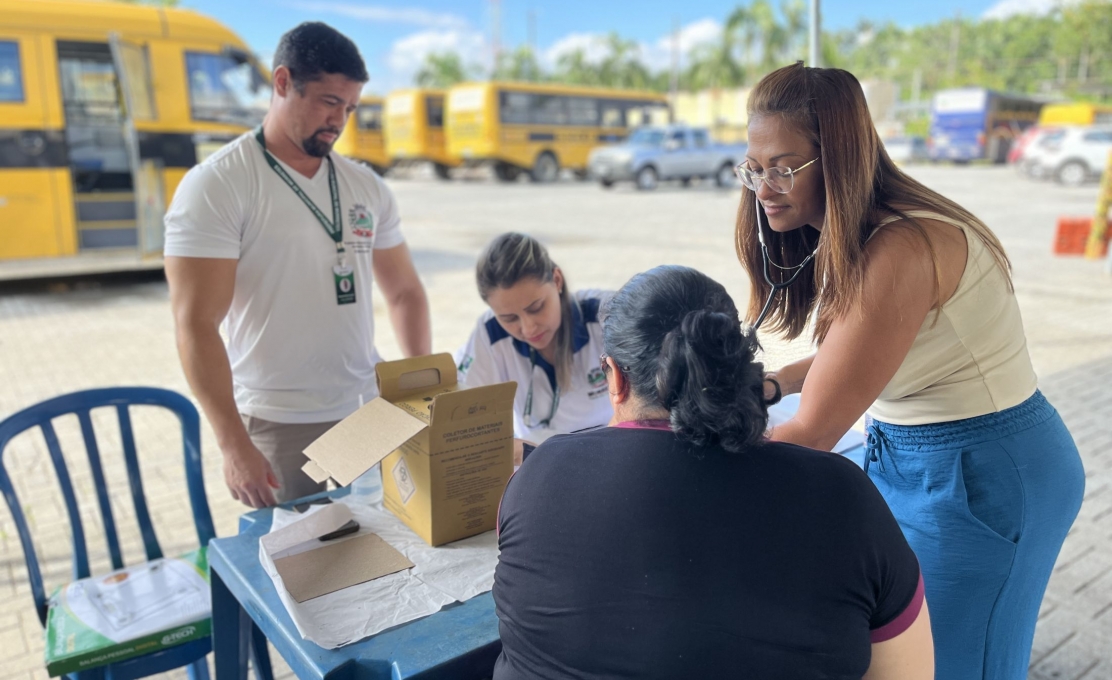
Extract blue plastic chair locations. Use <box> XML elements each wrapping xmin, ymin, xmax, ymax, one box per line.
<box><xmin>0</xmin><ymin>387</ymin><xmax>270</xmax><ymax>680</ymax></box>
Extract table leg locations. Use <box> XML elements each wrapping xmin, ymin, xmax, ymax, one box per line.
<box><xmin>250</xmin><ymin>623</ymin><xmax>274</xmax><ymax>680</ymax></box>
<box><xmin>211</xmin><ymin>566</ymin><xmax>250</xmax><ymax>680</ymax></box>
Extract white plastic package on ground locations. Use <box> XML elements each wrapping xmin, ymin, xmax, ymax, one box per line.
<box><xmin>259</xmin><ymin>496</ymin><xmax>499</xmax><ymax>649</ymax></box>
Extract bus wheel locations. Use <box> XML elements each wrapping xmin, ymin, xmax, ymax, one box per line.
<box><xmin>434</xmin><ymin>163</ymin><xmax>452</xmax><ymax>180</ymax></box>
<box><xmin>599</xmin><ymin>179</ymin><xmax>615</xmax><ymax>189</ymax></box>
<box><xmin>495</xmin><ymin>162</ymin><xmax>521</xmax><ymax>182</ymax></box>
<box><xmin>636</xmin><ymin>166</ymin><xmax>658</xmax><ymax>191</ymax></box>
<box><xmin>573</xmin><ymin>169</ymin><xmax>590</xmax><ymax>181</ymax></box>
<box><xmin>531</xmin><ymin>153</ymin><xmax>560</xmax><ymax>183</ymax></box>
<box><xmin>371</xmin><ymin>164</ymin><xmax>390</xmax><ymax>177</ymax></box>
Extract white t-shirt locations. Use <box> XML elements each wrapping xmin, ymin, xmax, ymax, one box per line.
<box><xmin>454</xmin><ymin>290</ymin><xmax>615</xmax><ymax>443</ymax></box>
<box><xmin>163</xmin><ymin>132</ymin><xmax>406</xmax><ymax>424</ymax></box>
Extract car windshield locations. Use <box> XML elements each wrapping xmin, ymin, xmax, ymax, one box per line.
<box><xmin>627</xmin><ymin>129</ymin><xmax>665</xmax><ymax>147</ymax></box>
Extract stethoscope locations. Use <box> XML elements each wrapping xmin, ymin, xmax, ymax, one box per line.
<box><xmin>751</xmin><ymin>192</ymin><xmax>820</xmax><ymax>330</ymax></box>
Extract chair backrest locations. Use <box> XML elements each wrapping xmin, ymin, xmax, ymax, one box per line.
<box><xmin>0</xmin><ymin>387</ymin><xmax>215</xmax><ymax>626</ymax></box>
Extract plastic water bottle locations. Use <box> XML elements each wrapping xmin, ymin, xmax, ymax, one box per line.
<box><xmin>350</xmin><ymin>464</ymin><xmax>383</xmax><ymax>505</ymax></box>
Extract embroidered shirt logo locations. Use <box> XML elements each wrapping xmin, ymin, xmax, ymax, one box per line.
<box><xmin>349</xmin><ymin>203</ymin><xmax>374</xmax><ymax>238</ymax></box>
<box><xmin>458</xmin><ymin>355</ymin><xmax>474</xmax><ymax>374</ymax></box>
<box><xmin>587</xmin><ymin>367</ymin><xmax>606</xmax><ymax>388</ymax></box>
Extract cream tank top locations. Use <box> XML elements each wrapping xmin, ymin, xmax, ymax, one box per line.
<box><xmin>867</xmin><ymin>210</ymin><xmax>1037</xmax><ymax>426</ymax></box>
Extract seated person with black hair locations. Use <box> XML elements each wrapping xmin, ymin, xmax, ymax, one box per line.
<box><xmin>493</xmin><ymin>265</ymin><xmax>933</xmax><ymax>680</ymax></box>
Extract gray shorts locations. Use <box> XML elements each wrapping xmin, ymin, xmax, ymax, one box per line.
<box><xmin>240</xmin><ymin>414</ymin><xmax>338</xmax><ymax>504</ymax></box>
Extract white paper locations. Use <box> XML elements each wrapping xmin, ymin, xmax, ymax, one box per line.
<box><xmin>766</xmin><ymin>393</ymin><xmax>866</xmax><ymax>454</ymax></box>
<box><xmin>260</xmin><ymin>497</ymin><xmax>498</xmax><ymax>649</ymax></box>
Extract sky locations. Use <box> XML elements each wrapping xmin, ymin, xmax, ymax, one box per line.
<box><xmin>179</xmin><ymin>0</ymin><xmax>1073</xmax><ymax>93</ymax></box>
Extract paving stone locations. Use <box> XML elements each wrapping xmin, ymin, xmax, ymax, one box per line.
<box><xmin>0</xmin><ymin>166</ymin><xmax>1109</xmax><ymax>679</ymax></box>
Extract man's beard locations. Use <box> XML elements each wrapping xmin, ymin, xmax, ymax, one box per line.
<box><xmin>302</xmin><ymin>128</ymin><xmax>339</xmax><ymax>157</ymax></box>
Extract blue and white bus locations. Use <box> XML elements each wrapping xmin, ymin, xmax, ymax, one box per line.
<box><xmin>928</xmin><ymin>88</ymin><xmax>1044</xmax><ymax>163</ymax></box>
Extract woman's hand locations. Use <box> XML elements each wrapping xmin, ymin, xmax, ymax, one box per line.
<box><xmin>765</xmin><ymin>355</ymin><xmax>814</xmax><ymax>400</ymax></box>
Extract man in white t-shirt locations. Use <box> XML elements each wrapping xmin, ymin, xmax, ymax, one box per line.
<box><xmin>164</xmin><ymin>23</ymin><xmax>430</xmax><ymax>508</ymax></box>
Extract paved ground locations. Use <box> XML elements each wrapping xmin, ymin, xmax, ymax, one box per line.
<box><xmin>0</xmin><ymin>166</ymin><xmax>1109</xmax><ymax>679</ymax></box>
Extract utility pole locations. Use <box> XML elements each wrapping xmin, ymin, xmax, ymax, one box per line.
<box><xmin>670</xmin><ymin>17</ymin><xmax>680</xmax><ymax>99</ymax></box>
<box><xmin>808</xmin><ymin>0</ymin><xmax>821</xmax><ymax>67</ymax></box>
<box><xmin>946</xmin><ymin>11</ymin><xmax>961</xmax><ymax>82</ymax></box>
<box><xmin>527</xmin><ymin>7</ymin><xmax>537</xmax><ymax>81</ymax></box>
<box><xmin>490</xmin><ymin>0</ymin><xmax>501</xmax><ymax>76</ymax></box>
<box><xmin>912</xmin><ymin>68</ymin><xmax>922</xmax><ymax>104</ymax></box>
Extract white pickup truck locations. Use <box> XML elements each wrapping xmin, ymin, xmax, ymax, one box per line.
<box><xmin>587</xmin><ymin>125</ymin><xmax>747</xmax><ymax>190</ymax></box>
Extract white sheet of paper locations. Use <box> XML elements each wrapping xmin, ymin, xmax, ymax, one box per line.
<box><xmin>260</xmin><ymin>497</ymin><xmax>498</xmax><ymax>649</ymax></box>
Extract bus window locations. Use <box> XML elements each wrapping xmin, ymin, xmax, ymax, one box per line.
<box><xmin>0</xmin><ymin>41</ymin><xmax>23</xmax><ymax>102</ymax></box>
<box><xmin>185</xmin><ymin>52</ymin><xmax>269</xmax><ymax>125</ymax></box>
<box><xmin>357</xmin><ymin>103</ymin><xmax>383</xmax><ymax>130</ymax></box>
<box><xmin>567</xmin><ymin>97</ymin><xmax>598</xmax><ymax>126</ymax></box>
<box><xmin>600</xmin><ymin>101</ymin><xmax>626</xmax><ymax>127</ymax></box>
<box><xmin>533</xmin><ymin>95</ymin><xmax>567</xmax><ymax>125</ymax></box>
<box><xmin>500</xmin><ymin>91</ymin><xmax>533</xmax><ymax>124</ymax></box>
<box><xmin>426</xmin><ymin>95</ymin><xmax>445</xmax><ymax>128</ymax></box>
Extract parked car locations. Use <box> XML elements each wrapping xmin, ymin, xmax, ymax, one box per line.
<box><xmin>587</xmin><ymin>126</ymin><xmax>746</xmax><ymax>191</ymax></box>
<box><xmin>1013</xmin><ymin>127</ymin><xmax>1065</xmax><ymax>177</ymax></box>
<box><xmin>1023</xmin><ymin>125</ymin><xmax>1112</xmax><ymax>186</ymax></box>
<box><xmin>883</xmin><ymin>136</ymin><xmax>929</xmax><ymax>163</ymax></box>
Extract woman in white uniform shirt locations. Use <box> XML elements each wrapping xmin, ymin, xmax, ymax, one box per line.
<box><xmin>455</xmin><ymin>233</ymin><xmax>614</xmax><ymax>452</ymax></box>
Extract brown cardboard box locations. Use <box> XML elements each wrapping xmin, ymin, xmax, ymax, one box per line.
<box><xmin>302</xmin><ymin>353</ymin><xmax>516</xmax><ymax>546</ymax></box>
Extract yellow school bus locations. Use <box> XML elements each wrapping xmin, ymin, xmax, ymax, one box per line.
<box><xmin>333</xmin><ymin>95</ymin><xmax>390</xmax><ymax>175</ymax></box>
<box><xmin>445</xmin><ymin>81</ymin><xmax>670</xmax><ymax>182</ymax></box>
<box><xmin>0</xmin><ymin>0</ymin><xmax>268</xmax><ymax>277</ymax></box>
<box><xmin>1038</xmin><ymin>102</ymin><xmax>1112</xmax><ymax>127</ymax></box>
<box><xmin>384</xmin><ymin>88</ymin><xmax>457</xmax><ymax>179</ymax></box>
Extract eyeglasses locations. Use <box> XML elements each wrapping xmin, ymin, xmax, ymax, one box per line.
<box><xmin>734</xmin><ymin>157</ymin><xmax>819</xmax><ymax>194</ymax></box>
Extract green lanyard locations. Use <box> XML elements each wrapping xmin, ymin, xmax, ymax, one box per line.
<box><xmin>254</xmin><ymin>127</ymin><xmax>345</xmax><ymax>265</ymax></box>
<box><xmin>523</xmin><ymin>349</ymin><xmax>560</xmax><ymax>429</ymax></box>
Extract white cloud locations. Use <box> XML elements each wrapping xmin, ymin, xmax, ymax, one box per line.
<box><xmin>981</xmin><ymin>0</ymin><xmax>1081</xmax><ymax>20</ymax></box>
<box><xmin>541</xmin><ymin>19</ymin><xmax>722</xmax><ymax>73</ymax></box>
<box><xmin>644</xmin><ymin>18</ymin><xmax>722</xmax><ymax>71</ymax></box>
<box><xmin>385</xmin><ymin>28</ymin><xmax>487</xmax><ymax>89</ymax></box>
<box><xmin>287</xmin><ymin>2</ymin><xmax>470</xmax><ymax>30</ymax></box>
<box><xmin>542</xmin><ymin>33</ymin><xmax>611</xmax><ymax>68</ymax></box>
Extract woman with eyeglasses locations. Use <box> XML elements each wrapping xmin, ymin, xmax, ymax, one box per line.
<box><xmin>734</xmin><ymin>62</ymin><xmax>1084</xmax><ymax>679</ymax></box>
<box><xmin>493</xmin><ymin>265</ymin><xmax>933</xmax><ymax>680</ymax></box>
<box><xmin>455</xmin><ymin>233</ymin><xmax>614</xmax><ymax>460</ymax></box>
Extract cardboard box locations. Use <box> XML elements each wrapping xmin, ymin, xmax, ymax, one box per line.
<box><xmin>44</xmin><ymin>549</ymin><xmax>210</xmax><ymax>677</ymax></box>
<box><xmin>303</xmin><ymin>353</ymin><xmax>516</xmax><ymax>546</ymax></box>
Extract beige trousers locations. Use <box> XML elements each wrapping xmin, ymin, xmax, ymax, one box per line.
<box><xmin>240</xmin><ymin>414</ymin><xmax>338</xmax><ymax>504</ymax></box>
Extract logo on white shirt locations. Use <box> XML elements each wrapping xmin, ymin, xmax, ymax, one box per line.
<box><xmin>349</xmin><ymin>203</ymin><xmax>375</xmax><ymax>238</ymax></box>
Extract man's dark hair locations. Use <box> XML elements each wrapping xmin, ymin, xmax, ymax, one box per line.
<box><xmin>273</xmin><ymin>22</ymin><xmax>368</xmax><ymax>90</ymax></box>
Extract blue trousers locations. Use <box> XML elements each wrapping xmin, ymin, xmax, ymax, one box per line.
<box><xmin>865</xmin><ymin>392</ymin><xmax>1084</xmax><ymax>680</ymax></box>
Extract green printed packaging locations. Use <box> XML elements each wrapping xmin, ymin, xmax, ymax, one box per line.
<box><xmin>44</xmin><ymin>549</ymin><xmax>210</xmax><ymax>676</ymax></box>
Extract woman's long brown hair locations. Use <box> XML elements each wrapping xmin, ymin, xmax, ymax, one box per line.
<box><xmin>736</xmin><ymin>62</ymin><xmax>1011</xmax><ymax>342</ymax></box>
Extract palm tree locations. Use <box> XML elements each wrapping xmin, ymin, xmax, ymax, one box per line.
<box><xmin>554</xmin><ymin>47</ymin><xmax>601</xmax><ymax>86</ymax></box>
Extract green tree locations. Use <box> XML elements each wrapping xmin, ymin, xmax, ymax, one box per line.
<box><xmin>493</xmin><ymin>46</ymin><xmax>543</xmax><ymax>82</ymax></box>
<box><xmin>414</xmin><ymin>52</ymin><xmax>476</xmax><ymax>88</ymax></box>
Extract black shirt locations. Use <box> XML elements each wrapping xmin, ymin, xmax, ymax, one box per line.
<box><xmin>493</xmin><ymin>425</ymin><xmax>921</xmax><ymax>680</ymax></box>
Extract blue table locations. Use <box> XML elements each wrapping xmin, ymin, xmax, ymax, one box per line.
<box><xmin>208</xmin><ymin>489</ymin><xmax>501</xmax><ymax>680</ymax></box>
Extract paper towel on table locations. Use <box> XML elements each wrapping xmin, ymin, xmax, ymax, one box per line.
<box><xmin>260</xmin><ymin>497</ymin><xmax>498</xmax><ymax>649</ymax></box>
<box><xmin>766</xmin><ymin>393</ymin><xmax>866</xmax><ymax>453</ymax></box>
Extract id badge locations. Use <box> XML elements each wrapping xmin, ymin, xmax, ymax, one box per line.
<box><xmin>332</xmin><ymin>265</ymin><xmax>356</xmax><ymax>305</ymax></box>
